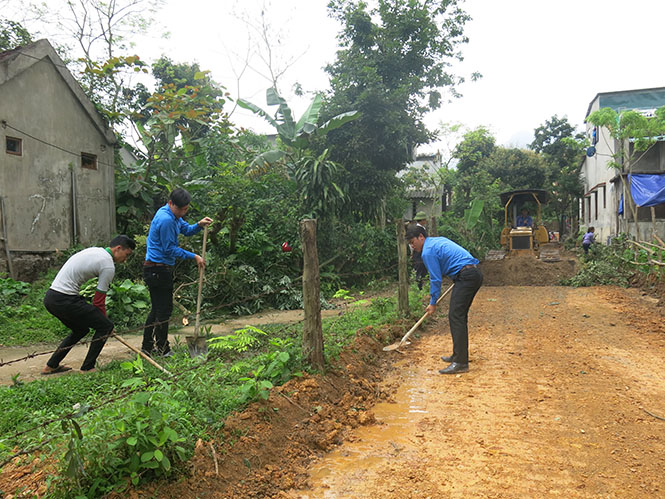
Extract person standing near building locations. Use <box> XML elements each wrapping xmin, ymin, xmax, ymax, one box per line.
<box><xmin>405</xmin><ymin>225</ymin><xmax>483</xmax><ymax>374</ymax></box>
<box><xmin>582</xmin><ymin>226</ymin><xmax>595</xmax><ymax>254</ymax></box>
<box><xmin>142</xmin><ymin>188</ymin><xmax>213</xmax><ymax>357</ymax></box>
<box><xmin>41</xmin><ymin>235</ymin><xmax>136</xmax><ymax>374</ymax></box>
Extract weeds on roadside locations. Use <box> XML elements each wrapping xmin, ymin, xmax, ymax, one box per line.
<box><xmin>1</xmin><ymin>288</ymin><xmax>404</xmax><ymax>496</ymax></box>
<box><xmin>562</xmin><ymin>235</ymin><xmax>633</xmax><ymax>287</ymax></box>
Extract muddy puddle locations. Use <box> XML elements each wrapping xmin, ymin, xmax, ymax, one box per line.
<box><xmin>299</xmin><ymin>359</ymin><xmax>432</xmax><ymax>497</ymax></box>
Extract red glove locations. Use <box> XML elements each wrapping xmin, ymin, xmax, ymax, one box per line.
<box><xmin>93</xmin><ymin>291</ymin><xmax>107</xmax><ymax>316</ymax></box>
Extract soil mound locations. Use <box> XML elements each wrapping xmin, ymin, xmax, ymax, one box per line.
<box><xmin>480</xmin><ymin>253</ymin><xmax>578</xmax><ymax>286</ymax></box>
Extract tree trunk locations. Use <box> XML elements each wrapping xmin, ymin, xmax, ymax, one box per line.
<box><xmin>300</xmin><ymin>219</ymin><xmax>324</xmax><ymax>370</ymax></box>
<box><xmin>396</xmin><ymin>220</ymin><xmax>409</xmax><ymax>317</ymax></box>
<box><xmin>428</xmin><ymin>216</ymin><xmax>437</xmax><ymax>236</ymax></box>
<box><xmin>621</xmin><ymin>173</ymin><xmax>641</xmax><ymax>241</ymax></box>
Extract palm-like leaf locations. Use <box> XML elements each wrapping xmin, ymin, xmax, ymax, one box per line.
<box><xmin>295</xmin><ymin>94</ymin><xmax>323</xmax><ymax>135</ymax></box>
<box><xmin>237</xmin><ymin>98</ymin><xmax>279</xmax><ymax>130</ymax></box>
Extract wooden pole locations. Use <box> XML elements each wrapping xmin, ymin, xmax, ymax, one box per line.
<box><xmin>397</xmin><ymin>220</ymin><xmax>409</xmax><ymax>317</ymax></box>
<box><xmin>194</xmin><ymin>225</ymin><xmax>208</xmax><ymax>338</ymax></box>
<box><xmin>112</xmin><ymin>333</ymin><xmax>172</xmax><ymax>375</ymax></box>
<box><xmin>300</xmin><ymin>219</ymin><xmax>324</xmax><ymax>370</ymax></box>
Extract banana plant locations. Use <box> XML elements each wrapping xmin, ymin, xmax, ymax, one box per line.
<box><xmin>464</xmin><ymin>199</ymin><xmax>484</xmax><ymax>230</ymax></box>
<box><xmin>238</xmin><ymin>87</ymin><xmax>360</xmax><ymax>167</ymax></box>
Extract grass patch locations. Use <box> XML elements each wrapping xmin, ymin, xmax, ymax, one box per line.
<box><xmin>0</xmin><ymin>271</ymin><xmax>67</xmax><ymax>346</ymax></box>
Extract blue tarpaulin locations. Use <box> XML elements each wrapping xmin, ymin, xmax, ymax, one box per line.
<box><xmin>630</xmin><ymin>174</ymin><xmax>665</xmax><ymax>207</ymax></box>
<box><xmin>618</xmin><ymin>193</ymin><xmax>623</xmax><ymax>215</ymax></box>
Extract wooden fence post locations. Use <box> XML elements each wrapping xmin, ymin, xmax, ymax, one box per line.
<box><xmin>397</xmin><ymin>220</ymin><xmax>410</xmax><ymax>317</ymax></box>
<box><xmin>300</xmin><ymin>219</ymin><xmax>324</xmax><ymax>370</ymax></box>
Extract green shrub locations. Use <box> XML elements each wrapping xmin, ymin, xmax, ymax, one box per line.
<box><xmin>562</xmin><ymin>236</ymin><xmax>632</xmax><ymax>287</ymax></box>
<box><xmin>0</xmin><ymin>277</ymin><xmax>31</xmax><ymax>306</ymax></box>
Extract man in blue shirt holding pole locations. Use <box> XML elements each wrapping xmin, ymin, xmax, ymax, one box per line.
<box><xmin>405</xmin><ymin>225</ymin><xmax>483</xmax><ymax>374</ymax></box>
<box><xmin>142</xmin><ymin>188</ymin><xmax>213</xmax><ymax>357</ymax></box>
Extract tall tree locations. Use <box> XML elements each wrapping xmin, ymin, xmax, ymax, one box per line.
<box><xmin>322</xmin><ymin>0</ymin><xmax>474</xmax><ymax>221</ymax></box>
<box><xmin>452</xmin><ymin>127</ymin><xmax>496</xmax><ymax>210</ymax></box>
<box><xmin>530</xmin><ymin>115</ymin><xmax>585</xmax><ymax>237</ymax></box>
<box><xmin>483</xmin><ymin>147</ymin><xmax>549</xmax><ymax>191</ymax></box>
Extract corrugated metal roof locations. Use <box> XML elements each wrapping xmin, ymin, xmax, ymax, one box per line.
<box><xmin>585</xmin><ymin>86</ymin><xmax>665</xmax><ymax>119</ymax></box>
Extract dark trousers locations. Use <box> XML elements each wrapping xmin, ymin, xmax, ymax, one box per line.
<box><xmin>448</xmin><ymin>267</ymin><xmax>483</xmax><ymax>364</ymax></box>
<box><xmin>142</xmin><ymin>265</ymin><xmax>174</xmax><ymax>354</ymax></box>
<box><xmin>44</xmin><ymin>289</ymin><xmax>114</xmax><ymax>370</ymax></box>
<box><xmin>413</xmin><ymin>251</ymin><xmax>428</xmax><ymax>290</ymax></box>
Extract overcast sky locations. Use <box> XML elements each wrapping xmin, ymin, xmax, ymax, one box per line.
<box><xmin>146</xmin><ymin>0</ymin><xmax>665</xmax><ymax>152</ymax></box>
<box><xmin>12</xmin><ymin>0</ymin><xmax>665</xmax><ymax>151</ymax></box>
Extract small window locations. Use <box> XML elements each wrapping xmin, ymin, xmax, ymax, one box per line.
<box><xmin>6</xmin><ymin>136</ymin><xmax>22</xmax><ymax>156</ymax></box>
<box><xmin>81</xmin><ymin>152</ymin><xmax>97</xmax><ymax>170</ymax></box>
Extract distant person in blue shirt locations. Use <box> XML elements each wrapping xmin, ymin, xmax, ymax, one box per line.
<box><xmin>142</xmin><ymin>188</ymin><xmax>213</xmax><ymax>357</ymax></box>
<box><xmin>516</xmin><ymin>208</ymin><xmax>533</xmax><ymax>228</ymax></box>
<box><xmin>582</xmin><ymin>226</ymin><xmax>595</xmax><ymax>254</ymax></box>
<box><xmin>405</xmin><ymin>225</ymin><xmax>483</xmax><ymax>375</ymax></box>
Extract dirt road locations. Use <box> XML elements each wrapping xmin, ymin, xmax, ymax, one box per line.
<box><xmin>290</xmin><ymin>285</ymin><xmax>665</xmax><ymax>498</ymax></box>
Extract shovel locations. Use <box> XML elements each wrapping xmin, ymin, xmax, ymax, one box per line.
<box><xmin>383</xmin><ymin>283</ymin><xmax>454</xmax><ymax>352</ymax></box>
<box><xmin>187</xmin><ymin>225</ymin><xmax>209</xmax><ymax>357</ymax></box>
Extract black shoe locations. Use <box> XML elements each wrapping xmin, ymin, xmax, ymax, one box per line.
<box><xmin>140</xmin><ymin>348</ymin><xmax>153</xmax><ymax>358</ymax></box>
<box><xmin>439</xmin><ymin>362</ymin><xmax>469</xmax><ymax>374</ymax></box>
<box><xmin>441</xmin><ymin>355</ymin><xmax>472</xmax><ymax>363</ymax></box>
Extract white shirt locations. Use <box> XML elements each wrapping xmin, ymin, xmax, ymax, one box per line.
<box><xmin>50</xmin><ymin>247</ymin><xmax>115</xmax><ymax>295</ymax></box>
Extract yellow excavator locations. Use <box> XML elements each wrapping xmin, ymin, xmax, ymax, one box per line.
<box><xmin>487</xmin><ymin>189</ymin><xmax>560</xmax><ymax>262</ymax></box>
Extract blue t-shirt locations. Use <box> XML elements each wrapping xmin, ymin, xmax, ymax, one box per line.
<box><xmin>516</xmin><ymin>215</ymin><xmax>533</xmax><ymax>227</ymax></box>
<box><xmin>145</xmin><ymin>204</ymin><xmax>202</xmax><ymax>265</ymax></box>
<box><xmin>421</xmin><ymin>237</ymin><xmax>479</xmax><ymax>305</ymax></box>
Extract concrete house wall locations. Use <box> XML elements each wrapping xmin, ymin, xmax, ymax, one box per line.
<box><xmin>581</xmin><ymin>87</ymin><xmax>665</xmax><ymax>243</ymax></box>
<box><xmin>0</xmin><ymin>39</ymin><xmax>116</xmax><ymax>279</ymax></box>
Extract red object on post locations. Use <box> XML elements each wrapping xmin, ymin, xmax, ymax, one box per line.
<box><xmin>281</xmin><ymin>242</ymin><xmax>292</xmax><ymax>252</ymax></box>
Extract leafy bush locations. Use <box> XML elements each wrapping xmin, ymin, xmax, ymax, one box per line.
<box><xmin>79</xmin><ymin>278</ymin><xmax>150</xmax><ymax>329</ymax></box>
<box><xmin>562</xmin><ymin>259</ymin><xmax>630</xmax><ymax>287</ymax></box>
<box><xmin>0</xmin><ymin>270</ymin><xmax>67</xmax><ymax>345</ymax></box>
<box><xmin>53</xmin><ymin>361</ymin><xmax>192</xmax><ymax>496</ymax></box>
<box><xmin>0</xmin><ymin>277</ymin><xmax>31</xmax><ymax>306</ymax></box>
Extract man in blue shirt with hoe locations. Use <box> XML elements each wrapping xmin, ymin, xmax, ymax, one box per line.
<box><xmin>405</xmin><ymin>225</ymin><xmax>483</xmax><ymax>374</ymax></box>
<box><xmin>142</xmin><ymin>188</ymin><xmax>213</xmax><ymax>357</ymax></box>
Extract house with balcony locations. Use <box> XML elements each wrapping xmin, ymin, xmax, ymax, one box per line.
<box><xmin>581</xmin><ymin>87</ymin><xmax>665</xmax><ymax>243</ymax></box>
